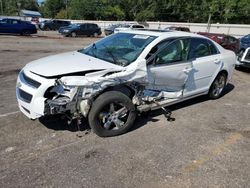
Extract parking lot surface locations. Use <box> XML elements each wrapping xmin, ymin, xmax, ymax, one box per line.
<box><xmin>0</xmin><ymin>33</ymin><xmax>250</xmax><ymax>188</ymax></box>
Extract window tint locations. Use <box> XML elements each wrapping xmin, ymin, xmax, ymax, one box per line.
<box><xmin>228</xmin><ymin>36</ymin><xmax>237</xmax><ymax>44</ymax></box>
<box><xmin>154</xmin><ymin>39</ymin><xmax>190</xmax><ymax>65</ymax></box>
<box><xmin>207</xmin><ymin>40</ymin><xmax>219</xmax><ymax>55</ymax></box>
<box><xmin>80</xmin><ymin>24</ymin><xmax>86</xmax><ymax>29</ymax></box>
<box><xmin>132</xmin><ymin>25</ymin><xmax>144</xmax><ymax>28</ymax></box>
<box><xmin>189</xmin><ymin>38</ymin><xmax>211</xmax><ymax>59</ymax></box>
<box><xmin>0</xmin><ymin>19</ymin><xmax>7</xmax><ymax>24</ymax></box>
<box><xmin>89</xmin><ymin>24</ymin><xmax>97</xmax><ymax>29</ymax></box>
<box><xmin>11</xmin><ymin>20</ymin><xmax>19</xmax><ymax>24</ymax></box>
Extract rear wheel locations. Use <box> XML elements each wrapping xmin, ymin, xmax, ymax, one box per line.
<box><xmin>208</xmin><ymin>73</ymin><xmax>227</xmax><ymax>99</ymax></box>
<box><xmin>88</xmin><ymin>91</ymin><xmax>137</xmax><ymax>137</ymax></box>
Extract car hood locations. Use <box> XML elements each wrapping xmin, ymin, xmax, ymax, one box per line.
<box><xmin>24</xmin><ymin>51</ymin><xmax>122</xmax><ymax>78</ymax></box>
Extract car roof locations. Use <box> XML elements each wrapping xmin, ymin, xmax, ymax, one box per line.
<box><xmin>198</xmin><ymin>32</ymin><xmax>228</xmax><ymax>37</ymax></box>
<box><xmin>119</xmin><ymin>29</ymin><xmax>207</xmax><ymax>38</ymax></box>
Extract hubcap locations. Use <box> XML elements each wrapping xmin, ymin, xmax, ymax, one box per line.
<box><xmin>212</xmin><ymin>75</ymin><xmax>225</xmax><ymax>97</ymax></box>
<box><xmin>99</xmin><ymin>103</ymin><xmax>128</xmax><ymax>130</ymax></box>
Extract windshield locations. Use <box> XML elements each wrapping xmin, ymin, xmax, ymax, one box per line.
<box><xmin>79</xmin><ymin>33</ymin><xmax>157</xmax><ymax>66</ymax></box>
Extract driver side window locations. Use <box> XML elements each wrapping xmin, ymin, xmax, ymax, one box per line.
<box><xmin>154</xmin><ymin>39</ymin><xmax>190</xmax><ymax>65</ymax></box>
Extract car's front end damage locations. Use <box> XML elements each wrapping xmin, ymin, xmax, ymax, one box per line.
<box><xmin>16</xmin><ymin>55</ymin><xmax>180</xmax><ymax>121</ymax></box>
<box><xmin>16</xmin><ymin>54</ymin><xmax>149</xmax><ymax>120</ymax></box>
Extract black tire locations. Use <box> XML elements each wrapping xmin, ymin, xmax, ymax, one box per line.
<box><xmin>21</xmin><ymin>30</ymin><xmax>30</xmax><ymax>36</ymax></box>
<box><xmin>88</xmin><ymin>91</ymin><xmax>137</xmax><ymax>137</ymax></box>
<box><xmin>44</xmin><ymin>26</ymin><xmax>50</xmax><ymax>31</ymax></box>
<box><xmin>208</xmin><ymin>73</ymin><xmax>227</xmax><ymax>99</ymax></box>
<box><xmin>93</xmin><ymin>32</ymin><xmax>98</xmax><ymax>37</ymax></box>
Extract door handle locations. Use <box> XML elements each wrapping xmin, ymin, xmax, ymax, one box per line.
<box><xmin>183</xmin><ymin>67</ymin><xmax>192</xmax><ymax>74</ymax></box>
<box><xmin>214</xmin><ymin>59</ymin><xmax>221</xmax><ymax>64</ymax></box>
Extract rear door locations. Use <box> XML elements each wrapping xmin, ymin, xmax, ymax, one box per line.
<box><xmin>147</xmin><ymin>38</ymin><xmax>193</xmax><ymax>98</ymax></box>
<box><xmin>9</xmin><ymin>19</ymin><xmax>22</xmax><ymax>33</ymax></box>
<box><xmin>186</xmin><ymin>38</ymin><xmax>222</xmax><ymax>96</ymax></box>
<box><xmin>79</xmin><ymin>24</ymin><xmax>87</xmax><ymax>35</ymax></box>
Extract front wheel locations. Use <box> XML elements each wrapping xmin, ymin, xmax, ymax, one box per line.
<box><xmin>208</xmin><ymin>73</ymin><xmax>227</xmax><ymax>99</ymax></box>
<box><xmin>88</xmin><ymin>91</ymin><xmax>137</xmax><ymax>137</ymax></box>
<box><xmin>21</xmin><ymin>30</ymin><xmax>31</xmax><ymax>36</ymax></box>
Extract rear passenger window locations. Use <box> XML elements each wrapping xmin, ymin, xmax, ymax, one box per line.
<box><xmin>189</xmin><ymin>38</ymin><xmax>216</xmax><ymax>59</ymax></box>
<box><xmin>207</xmin><ymin>40</ymin><xmax>219</xmax><ymax>55</ymax></box>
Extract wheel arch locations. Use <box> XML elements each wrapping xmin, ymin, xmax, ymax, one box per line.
<box><xmin>94</xmin><ymin>84</ymin><xmax>136</xmax><ymax>100</ymax></box>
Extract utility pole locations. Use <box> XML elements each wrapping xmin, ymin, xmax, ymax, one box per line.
<box><xmin>65</xmin><ymin>0</ymin><xmax>68</xmax><ymax>19</ymax></box>
<box><xmin>17</xmin><ymin>0</ymin><xmax>21</xmax><ymax>16</ymax></box>
<box><xmin>207</xmin><ymin>13</ymin><xmax>211</xmax><ymax>33</ymax></box>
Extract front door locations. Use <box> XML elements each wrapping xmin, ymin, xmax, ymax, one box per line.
<box><xmin>147</xmin><ymin>38</ymin><xmax>193</xmax><ymax>98</ymax></box>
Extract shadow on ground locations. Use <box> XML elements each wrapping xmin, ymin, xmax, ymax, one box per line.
<box><xmin>39</xmin><ymin>83</ymin><xmax>234</xmax><ymax>134</ymax></box>
<box><xmin>235</xmin><ymin>66</ymin><xmax>250</xmax><ymax>73</ymax></box>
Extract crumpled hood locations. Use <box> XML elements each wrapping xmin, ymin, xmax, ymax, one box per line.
<box><xmin>24</xmin><ymin>51</ymin><xmax>122</xmax><ymax>77</ymax></box>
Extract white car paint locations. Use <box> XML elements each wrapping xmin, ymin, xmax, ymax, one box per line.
<box><xmin>114</xmin><ymin>24</ymin><xmax>145</xmax><ymax>33</ymax></box>
<box><xmin>25</xmin><ymin>51</ymin><xmax>122</xmax><ymax>77</ymax></box>
<box><xmin>16</xmin><ymin>30</ymin><xmax>236</xmax><ymax>119</ymax></box>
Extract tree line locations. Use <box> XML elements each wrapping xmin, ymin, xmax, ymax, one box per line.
<box><xmin>1</xmin><ymin>0</ymin><xmax>250</xmax><ymax>24</ymax></box>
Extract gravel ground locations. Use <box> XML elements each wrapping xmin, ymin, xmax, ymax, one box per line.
<box><xmin>0</xmin><ymin>33</ymin><xmax>250</xmax><ymax>188</ymax></box>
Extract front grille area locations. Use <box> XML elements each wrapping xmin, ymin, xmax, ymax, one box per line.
<box><xmin>18</xmin><ymin>88</ymin><xmax>33</xmax><ymax>103</ymax></box>
<box><xmin>21</xmin><ymin>71</ymin><xmax>41</xmax><ymax>88</ymax></box>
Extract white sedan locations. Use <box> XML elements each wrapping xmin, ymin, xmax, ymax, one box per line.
<box><xmin>16</xmin><ymin>30</ymin><xmax>236</xmax><ymax>137</ymax></box>
<box><xmin>114</xmin><ymin>23</ymin><xmax>145</xmax><ymax>33</ymax></box>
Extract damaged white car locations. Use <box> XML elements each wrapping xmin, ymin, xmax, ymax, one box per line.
<box><xmin>16</xmin><ymin>30</ymin><xmax>236</xmax><ymax>137</ymax></box>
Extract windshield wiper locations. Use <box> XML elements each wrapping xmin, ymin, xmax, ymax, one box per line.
<box><xmin>91</xmin><ymin>43</ymin><xmax>98</xmax><ymax>58</ymax></box>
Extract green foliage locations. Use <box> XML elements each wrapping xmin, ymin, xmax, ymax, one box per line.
<box><xmin>55</xmin><ymin>9</ymin><xmax>67</xmax><ymax>19</ymax></box>
<box><xmin>42</xmin><ymin>0</ymin><xmax>65</xmax><ymax>18</ymax></box>
<box><xmin>1</xmin><ymin>0</ymin><xmax>39</xmax><ymax>16</ymax></box>
<box><xmin>2</xmin><ymin>0</ymin><xmax>250</xmax><ymax>24</ymax></box>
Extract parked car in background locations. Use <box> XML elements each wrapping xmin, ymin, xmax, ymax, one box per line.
<box><xmin>239</xmin><ymin>34</ymin><xmax>250</xmax><ymax>53</ymax></box>
<box><xmin>198</xmin><ymin>32</ymin><xmax>239</xmax><ymax>53</ymax></box>
<box><xmin>0</xmin><ymin>18</ymin><xmax>37</xmax><ymax>35</ymax></box>
<box><xmin>164</xmin><ymin>26</ymin><xmax>190</xmax><ymax>32</ymax></box>
<box><xmin>236</xmin><ymin>47</ymin><xmax>250</xmax><ymax>68</ymax></box>
<box><xmin>114</xmin><ymin>24</ymin><xmax>145</xmax><ymax>33</ymax></box>
<box><xmin>39</xmin><ymin>19</ymin><xmax>71</xmax><ymax>31</ymax></box>
<box><xmin>31</xmin><ymin>17</ymin><xmax>39</xmax><ymax>25</ymax></box>
<box><xmin>59</xmin><ymin>23</ymin><xmax>101</xmax><ymax>37</ymax></box>
<box><xmin>16</xmin><ymin>30</ymin><xmax>236</xmax><ymax>137</ymax></box>
<box><xmin>104</xmin><ymin>24</ymin><xmax>123</xmax><ymax>36</ymax></box>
